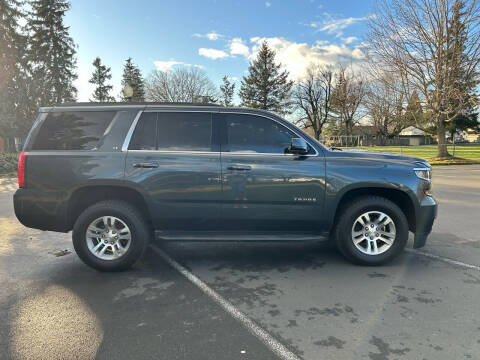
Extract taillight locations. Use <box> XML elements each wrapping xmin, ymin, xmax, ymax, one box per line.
<box><xmin>18</xmin><ymin>152</ymin><xmax>26</xmax><ymax>188</ymax></box>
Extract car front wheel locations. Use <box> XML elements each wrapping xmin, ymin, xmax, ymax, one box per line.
<box><xmin>72</xmin><ymin>200</ymin><xmax>150</xmax><ymax>271</ymax></box>
<box><xmin>334</xmin><ymin>196</ymin><xmax>409</xmax><ymax>265</ymax></box>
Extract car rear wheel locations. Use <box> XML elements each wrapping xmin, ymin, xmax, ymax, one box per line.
<box><xmin>72</xmin><ymin>200</ymin><xmax>150</xmax><ymax>271</ymax></box>
<box><xmin>334</xmin><ymin>196</ymin><xmax>408</xmax><ymax>265</ymax></box>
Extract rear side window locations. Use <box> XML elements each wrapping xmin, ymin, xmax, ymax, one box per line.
<box><xmin>157</xmin><ymin>112</ymin><xmax>212</xmax><ymax>151</ymax></box>
<box><xmin>225</xmin><ymin>114</ymin><xmax>295</xmax><ymax>153</ymax></box>
<box><xmin>32</xmin><ymin>111</ymin><xmax>116</xmax><ymax>150</ymax></box>
<box><xmin>128</xmin><ymin>112</ymin><xmax>212</xmax><ymax>151</ymax></box>
<box><xmin>128</xmin><ymin>112</ymin><xmax>156</xmax><ymax>150</ymax></box>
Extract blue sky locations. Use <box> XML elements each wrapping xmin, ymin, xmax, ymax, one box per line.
<box><xmin>65</xmin><ymin>0</ymin><xmax>375</xmax><ymax>101</ymax></box>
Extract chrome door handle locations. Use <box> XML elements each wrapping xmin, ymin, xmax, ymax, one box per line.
<box><xmin>227</xmin><ymin>165</ymin><xmax>251</xmax><ymax>171</ymax></box>
<box><xmin>133</xmin><ymin>162</ymin><xmax>159</xmax><ymax>168</ymax></box>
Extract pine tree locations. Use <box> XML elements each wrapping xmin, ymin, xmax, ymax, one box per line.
<box><xmin>239</xmin><ymin>41</ymin><xmax>293</xmax><ymax>114</ymax></box>
<box><xmin>121</xmin><ymin>58</ymin><xmax>145</xmax><ymax>101</ymax></box>
<box><xmin>0</xmin><ymin>0</ymin><xmax>35</xmax><ymax>148</ymax></box>
<box><xmin>219</xmin><ymin>76</ymin><xmax>235</xmax><ymax>106</ymax></box>
<box><xmin>89</xmin><ymin>57</ymin><xmax>114</xmax><ymax>102</ymax></box>
<box><xmin>28</xmin><ymin>0</ymin><xmax>77</xmax><ymax>106</ymax></box>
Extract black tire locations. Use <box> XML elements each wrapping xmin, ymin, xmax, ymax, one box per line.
<box><xmin>72</xmin><ymin>200</ymin><xmax>150</xmax><ymax>272</ymax></box>
<box><xmin>334</xmin><ymin>196</ymin><xmax>408</xmax><ymax>265</ymax></box>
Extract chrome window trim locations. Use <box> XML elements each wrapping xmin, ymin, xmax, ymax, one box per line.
<box><xmin>121</xmin><ymin>110</ymin><xmax>143</xmax><ymax>151</ymax></box>
<box><xmin>122</xmin><ymin>109</ymin><xmax>320</xmax><ymax>156</ymax></box>
<box><xmin>127</xmin><ymin>150</ymin><xmax>219</xmax><ymax>155</ymax></box>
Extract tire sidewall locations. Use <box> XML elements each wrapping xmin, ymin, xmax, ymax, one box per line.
<box><xmin>336</xmin><ymin>199</ymin><xmax>408</xmax><ymax>265</ymax></box>
<box><xmin>73</xmin><ymin>202</ymin><xmax>149</xmax><ymax>271</ymax></box>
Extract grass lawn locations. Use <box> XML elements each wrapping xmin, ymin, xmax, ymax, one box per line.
<box><xmin>354</xmin><ymin>145</ymin><xmax>480</xmax><ymax>165</ymax></box>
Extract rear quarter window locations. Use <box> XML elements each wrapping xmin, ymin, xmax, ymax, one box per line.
<box><xmin>31</xmin><ymin>111</ymin><xmax>116</xmax><ymax>150</ymax></box>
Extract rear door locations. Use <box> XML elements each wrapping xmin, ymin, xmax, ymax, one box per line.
<box><xmin>124</xmin><ymin>111</ymin><xmax>222</xmax><ymax>230</ymax></box>
<box><xmin>217</xmin><ymin>112</ymin><xmax>326</xmax><ymax>232</ymax></box>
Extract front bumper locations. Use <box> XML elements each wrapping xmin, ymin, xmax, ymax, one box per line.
<box><xmin>413</xmin><ymin>195</ymin><xmax>437</xmax><ymax>248</ymax></box>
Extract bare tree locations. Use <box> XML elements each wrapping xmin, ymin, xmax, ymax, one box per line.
<box><xmin>368</xmin><ymin>0</ymin><xmax>480</xmax><ymax>157</ymax></box>
<box><xmin>331</xmin><ymin>66</ymin><xmax>366</xmax><ymax>136</ymax></box>
<box><xmin>145</xmin><ymin>67</ymin><xmax>218</xmax><ymax>103</ymax></box>
<box><xmin>364</xmin><ymin>67</ymin><xmax>411</xmax><ymax>140</ymax></box>
<box><xmin>293</xmin><ymin>65</ymin><xmax>334</xmax><ymax>140</ymax></box>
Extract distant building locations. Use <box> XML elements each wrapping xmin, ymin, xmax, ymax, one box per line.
<box><xmin>399</xmin><ymin>126</ymin><xmax>433</xmax><ymax>146</ymax></box>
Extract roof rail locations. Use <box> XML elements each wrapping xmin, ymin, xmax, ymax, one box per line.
<box><xmin>56</xmin><ymin>102</ymin><xmax>222</xmax><ymax>107</ymax></box>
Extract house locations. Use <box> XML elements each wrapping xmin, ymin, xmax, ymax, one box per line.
<box><xmin>399</xmin><ymin>126</ymin><xmax>433</xmax><ymax>146</ymax></box>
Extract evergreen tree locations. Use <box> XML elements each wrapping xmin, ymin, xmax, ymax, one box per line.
<box><xmin>0</xmin><ymin>0</ymin><xmax>35</xmax><ymax>148</ymax></box>
<box><xmin>28</xmin><ymin>0</ymin><xmax>77</xmax><ymax>106</ymax></box>
<box><xmin>239</xmin><ymin>41</ymin><xmax>293</xmax><ymax>114</ymax></box>
<box><xmin>219</xmin><ymin>76</ymin><xmax>235</xmax><ymax>106</ymax></box>
<box><xmin>121</xmin><ymin>58</ymin><xmax>145</xmax><ymax>101</ymax></box>
<box><xmin>89</xmin><ymin>57</ymin><xmax>114</xmax><ymax>102</ymax></box>
<box><xmin>404</xmin><ymin>91</ymin><xmax>424</xmax><ymax>128</ymax></box>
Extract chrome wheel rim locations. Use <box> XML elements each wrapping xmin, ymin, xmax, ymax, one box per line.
<box><xmin>86</xmin><ymin>216</ymin><xmax>131</xmax><ymax>260</ymax></box>
<box><xmin>351</xmin><ymin>211</ymin><xmax>396</xmax><ymax>256</ymax></box>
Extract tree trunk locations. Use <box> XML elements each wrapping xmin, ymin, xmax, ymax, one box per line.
<box><xmin>436</xmin><ymin>116</ymin><xmax>450</xmax><ymax>158</ymax></box>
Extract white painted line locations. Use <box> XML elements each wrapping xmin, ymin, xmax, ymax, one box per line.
<box><xmin>405</xmin><ymin>248</ymin><xmax>480</xmax><ymax>271</ymax></box>
<box><xmin>151</xmin><ymin>245</ymin><xmax>302</xmax><ymax>360</ymax></box>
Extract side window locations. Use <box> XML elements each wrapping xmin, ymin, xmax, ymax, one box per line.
<box><xmin>225</xmin><ymin>114</ymin><xmax>295</xmax><ymax>153</ymax></box>
<box><xmin>157</xmin><ymin>112</ymin><xmax>212</xmax><ymax>151</ymax></box>
<box><xmin>32</xmin><ymin>111</ymin><xmax>116</xmax><ymax>150</ymax></box>
<box><xmin>128</xmin><ymin>112</ymin><xmax>156</xmax><ymax>150</ymax></box>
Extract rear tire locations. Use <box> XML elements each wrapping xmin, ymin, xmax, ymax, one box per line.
<box><xmin>334</xmin><ymin>196</ymin><xmax>408</xmax><ymax>265</ymax></box>
<box><xmin>72</xmin><ymin>200</ymin><xmax>150</xmax><ymax>272</ymax></box>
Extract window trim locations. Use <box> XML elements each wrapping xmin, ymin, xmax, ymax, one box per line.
<box><xmin>122</xmin><ymin>110</ymin><xmax>319</xmax><ymax>157</ymax></box>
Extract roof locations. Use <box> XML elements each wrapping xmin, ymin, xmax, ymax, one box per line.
<box><xmin>57</xmin><ymin>102</ymin><xmax>222</xmax><ymax>107</ymax></box>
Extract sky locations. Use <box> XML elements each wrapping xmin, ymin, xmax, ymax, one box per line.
<box><xmin>64</xmin><ymin>0</ymin><xmax>375</xmax><ymax>102</ymax></box>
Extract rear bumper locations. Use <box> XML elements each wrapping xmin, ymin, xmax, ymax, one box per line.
<box><xmin>413</xmin><ymin>195</ymin><xmax>437</xmax><ymax>248</ymax></box>
<box><xmin>14</xmin><ymin>188</ymin><xmax>69</xmax><ymax>232</ymax></box>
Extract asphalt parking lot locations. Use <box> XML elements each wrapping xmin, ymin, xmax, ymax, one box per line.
<box><xmin>1</xmin><ymin>165</ymin><xmax>479</xmax><ymax>360</ymax></box>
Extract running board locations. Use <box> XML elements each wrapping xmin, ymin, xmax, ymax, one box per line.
<box><xmin>155</xmin><ymin>230</ymin><xmax>329</xmax><ymax>242</ymax></box>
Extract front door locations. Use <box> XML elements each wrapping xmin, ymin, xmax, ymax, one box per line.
<box><xmin>217</xmin><ymin>112</ymin><xmax>326</xmax><ymax>232</ymax></box>
<box><xmin>125</xmin><ymin>111</ymin><xmax>221</xmax><ymax>230</ymax></box>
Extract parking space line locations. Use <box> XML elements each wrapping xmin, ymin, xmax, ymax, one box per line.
<box><xmin>405</xmin><ymin>248</ymin><xmax>480</xmax><ymax>271</ymax></box>
<box><xmin>150</xmin><ymin>245</ymin><xmax>303</xmax><ymax>360</ymax></box>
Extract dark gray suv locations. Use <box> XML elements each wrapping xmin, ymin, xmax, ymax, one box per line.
<box><xmin>14</xmin><ymin>103</ymin><xmax>437</xmax><ymax>271</ymax></box>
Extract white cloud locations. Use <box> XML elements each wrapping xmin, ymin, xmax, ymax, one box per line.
<box><xmin>265</xmin><ymin>1</ymin><xmax>271</xmax><ymax>8</ymax></box>
<box><xmin>341</xmin><ymin>36</ymin><xmax>358</xmax><ymax>44</ymax></box>
<box><xmin>153</xmin><ymin>60</ymin><xmax>184</xmax><ymax>72</ymax></box>
<box><xmin>229</xmin><ymin>38</ymin><xmax>250</xmax><ymax>57</ymax></box>
<box><xmin>193</xmin><ymin>31</ymin><xmax>223</xmax><ymax>40</ymax></box>
<box><xmin>153</xmin><ymin>60</ymin><xmax>204</xmax><ymax>72</ymax></box>
<box><xmin>311</xmin><ymin>13</ymin><xmax>372</xmax><ymax>37</ymax></box>
<box><xmin>248</xmin><ymin>37</ymin><xmax>366</xmax><ymax>81</ymax></box>
<box><xmin>231</xmin><ymin>76</ymin><xmax>239</xmax><ymax>81</ymax></box>
<box><xmin>198</xmin><ymin>48</ymin><xmax>229</xmax><ymax>59</ymax></box>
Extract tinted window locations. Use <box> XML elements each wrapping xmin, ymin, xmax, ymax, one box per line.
<box><xmin>157</xmin><ymin>112</ymin><xmax>212</xmax><ymax>151</ymax></box>
<box><xmin>32</xmin><ymin>111</ymin><xmax>115</xmax><ymax>150</ymax></box>
<box><xmin>128</xmin><ymin>112</ymin><xmax>156</xmax><ymax>150</ymax></box>
<box><xmin>226</xmin><ymin>114</ymin><xmax>295</xmax><ymax>153</ymax></box>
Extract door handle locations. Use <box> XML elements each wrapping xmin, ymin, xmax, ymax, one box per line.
<box><xmin>133</xmin><ymin>162</ymin><xmax>159</xmax><ymax>168</ymax></box>
<box><xmin>227</xmin><ymin>165</ymin><xmax>251</xmax><ymax>171</ymax></box>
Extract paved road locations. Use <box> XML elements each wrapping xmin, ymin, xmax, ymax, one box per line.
<box><xmin>0</xmin><ymin>166</ymin><xmax>479</xmax><ymax>360</ymax></box>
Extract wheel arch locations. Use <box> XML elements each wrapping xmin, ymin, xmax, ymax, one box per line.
<box><xmin>67</xmin><ymin>183</ymin><xmax>153</xmax><ymax>231</ymax></box>
<box><xmin>330</xmin><ymin>185</ymin><xmax>417</xmax><ymax>233</ymax></box>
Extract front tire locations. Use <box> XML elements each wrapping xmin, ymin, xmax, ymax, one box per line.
<box><xmin>72</xmin><ymin>200</ymin><xmax>150</xmax><ymax>271</ymax></box>
<box><xmin>334</xmin><ymin>196</ymin><xmax>408</xmax><ymax>265</ymax></box>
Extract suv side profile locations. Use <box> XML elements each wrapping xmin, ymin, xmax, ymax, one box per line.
<box><xmin>14</xmin><ymin>103</ymin><xmax>437</xmax><ymax>271</ymax></box>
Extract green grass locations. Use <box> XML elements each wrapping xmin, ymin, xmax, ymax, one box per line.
<box><xmin>0</xmin><ymin>152</ymin><xmax>19</xmax><ymax>175</ymax></box>
<box><xmin>353</xmin><ymin>145</ymin><xmax>480</xmax><ymax>165</ymax></box>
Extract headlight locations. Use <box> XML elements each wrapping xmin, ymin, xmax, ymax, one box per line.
<box><xmin>414</xmin><ymin>168</ymin><xmax>431</xmax><ymax>181</ymax></box>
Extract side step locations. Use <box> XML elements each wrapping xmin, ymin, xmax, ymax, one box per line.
<box><xmin>155</xmin><ymin>230</ymin><xmax>329</xmax><ymax>242</ymax></box>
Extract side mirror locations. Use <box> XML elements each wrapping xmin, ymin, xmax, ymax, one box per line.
<box><xmin>287</xmin><ymin>137</ymin><xmax>308</xmax><ymax>155</ymax></box>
